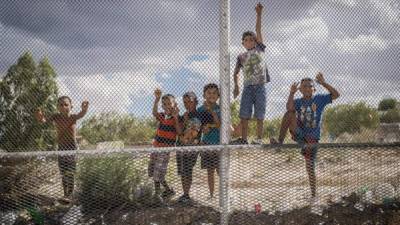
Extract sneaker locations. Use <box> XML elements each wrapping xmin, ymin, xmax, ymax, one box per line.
<box><xmin>153</xmin><ymin>194</ymin><xmax>164</xmax><ymax>206</ymax></box>
<box><xmin>162</xmin><ymin>188</ymin><xmax>176</xmax><ymax>199</ymax></box>
<box><xmin>177</xmin><ymin>194</ymin><xmax>191</xmax><ymax>203</ymax></box>
<box><xmin>269</xmin><ymin>138</ymin><xmax>283</xmax><ymax>152</ymax></box>
<box><xmin>251</xmin><ymin>139</ymin><xmax>264</xmax><ymax>145</ymax></box>
<box><xmin>230</xmin><ymin>138</ymin><xmax>248</xmax><ymax>145</ymax></box>
<box><xmin>58</xmin><ymin>197</ymin><xmax>72</xmax><ymax>204</ymax></box>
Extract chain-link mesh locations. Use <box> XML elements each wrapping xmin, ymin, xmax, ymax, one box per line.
<box><xmin>1</xmin><ymin>0</ymin><xmax>400</xmax><ymax>224</ymax></box>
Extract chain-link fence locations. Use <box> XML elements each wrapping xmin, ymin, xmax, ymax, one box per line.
<box><xmin>1</xmin><ymin>144</ymin><xmax>400</xmax><ymax>225</ymax></box>
<box><xmin>1</xmin><ymin>0</ymin><xmax>400</xmax><ymax>224</ymax></box>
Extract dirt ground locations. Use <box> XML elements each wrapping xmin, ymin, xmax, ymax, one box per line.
<box><xmin>3</xmin><ymin>146</ymin><xmax>400</xmax><ymax>224</ymax></box>
<box><xmin>176</xmin><ymin>147</ymin><xmax>400</xmax><ymax>213</ymax></box>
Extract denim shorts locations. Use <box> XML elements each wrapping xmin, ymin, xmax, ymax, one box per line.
<box><xmin>239</xmin><ymin>84</ymin><xmax>267</xmax><ymax>120</ymax></box>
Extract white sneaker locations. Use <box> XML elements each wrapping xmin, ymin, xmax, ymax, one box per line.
<box><xmin>251</xmin><ymin>139</ymin><xmax>264</xmax><ymax>145</ymax></box>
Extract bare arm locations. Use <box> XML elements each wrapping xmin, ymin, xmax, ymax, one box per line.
<box><xmin>172</xmin><ymin>106</ymin><xmax>182</xmax><ymax>135</ymax></box>
<box><xmin>286</xmin><ymin>83</ymin><xmax>298</xmax><ymax>112</ymax></box>
<box><xmin>75</xmin><ymin>101</ymin><xmax>89</xmax><ymax>120</ymax></box>
<box><xmin>316</xmin><ymin>72</ymin><xmax>340</xmax><ymax>100</ymax></box>
<box><xmin>255</xmin><ymin>3</ymin><xmax>264</xmax><ymax>44</ymax></box>
<box><xmin>152</xmin><ymin>89</ymin><xmax>162</xmax><ymax>118</ymax></box>
<box><xmin>233</xmin><ymin>66</ymin><xmax>240</xmax><ymax>99</ymax></box>
<box><xmin>211</xmin><ymin>110</ymin><xmax>221</xmax><ymax>128</ymax></box>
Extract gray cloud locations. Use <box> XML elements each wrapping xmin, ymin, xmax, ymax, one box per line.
<box><xmin>1</xmin><ymin>0</ymin><xmax>399</xmax><ymax>117</ymax></box>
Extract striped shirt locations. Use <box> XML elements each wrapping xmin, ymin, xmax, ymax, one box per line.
<box><xmin>153</xmin><ymin>113</ymin><xmax>177</xmax><ymax>147</ymax></box>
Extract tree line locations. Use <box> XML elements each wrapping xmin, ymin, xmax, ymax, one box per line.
<box><xmin>1</xmin><ymin>52</ymin><xmax>399</xmax><ymax>152</ymax></box>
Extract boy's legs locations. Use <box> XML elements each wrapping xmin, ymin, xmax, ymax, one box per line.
<box><xmin>271</xmin><ymin>110</ymin><xmax>297</xmax><ymax>144</ymax></box>
<box><xmin>152</xmin><ymin>153</ymin><xmax>171</xmax><ymax>194</ymax></box>
<box><xmin>201</xmin><ymin>151</ymin><xmax>219</xmax><ymax>198</ymax></box>
<box><xmin>254</xmin><ymin>84</ymin><xmax>267</xmax><ymax>140</ymax></box>
<box><xmin>306</xmin><ymin>157</ymin><xmax>316</xmax><ymax>198</ymax></box>
<box><xmin>180</xmin><ymin>152</ymin><xmax>198</xmax><ymax>198</ymax></box>
<box><xmin>240</xmin><ymin>119</ymin><xmax>249</xmax><ymax>141</ymax></box>
<box><xmin>256</xmin><ymin>119</ymin><xmax>264</xmax><ymax>139</ymax></box>
<box><xmin>302</xmin><ymin>140</ymin><xmax>318</xmax><ymax>198</ymax></box>
<box><xmin>207</xmin><ymin>168</ymin><xmax>215</xmax><ymax>198</ymax></box>
<box><xmin>239</xmin><ymin>85</ymin><xmax>253</xmax><ymax>142</ymax></box>
<box><xmin>58</xmin><ymin>144</ymin><xmax>77</xmax><ymax>199</ymax></box>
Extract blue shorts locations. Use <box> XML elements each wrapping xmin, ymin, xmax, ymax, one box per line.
<box><xmin>239</xmin><ymin>84</ymin><xmax>267</xmax><ymax>120</ymax></box>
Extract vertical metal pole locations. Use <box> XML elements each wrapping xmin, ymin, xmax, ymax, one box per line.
<box><xmin>219</xmin><ymin>0</ymin><xmax>231</xmax><ymax>224</ymax></box>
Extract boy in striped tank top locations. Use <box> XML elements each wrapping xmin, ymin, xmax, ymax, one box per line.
<box><xmin>148</xmin><ymin>89</ymin><xmax>181</xmax><ymax>202</ymax></box>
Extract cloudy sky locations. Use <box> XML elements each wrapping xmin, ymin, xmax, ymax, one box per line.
<box><xmin>1</xmin><ymin>0</ymin><xmax>399</xmax><ymax>119</ymax></box>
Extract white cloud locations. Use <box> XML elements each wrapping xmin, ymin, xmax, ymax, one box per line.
<box><xmin>184</xmin><ymin>51</ymin><xmax>219</xmax><ymax>82</ymax></box>
<box><xmin>159</xmin><ymin>1</ymin><xmax>198</xmax><ymax>22</ymax></box>
<box><xmin>368</xmin><ymin>0</ymin><xmax>400</xmax><ymax>25</ymax></box>
<box><xmin>331</xmin><ymin>34</ymin><xmax>388</xmax><ymax>53</ymax></box>
<box><xmin>57</xmin><ymin>67</ymin><xmax>161</xmax><ymax>114</ymax></box>
<box><xmin>266</xmin><ymin>42</ymin><xmax>284</xmax><ymax>58</ymax></box>
<box><xmin>330</xmin><ymin>0</ymin><xmax>358</xmax><ymax>7</ymax></box>
<box><xmin>275</xmin><ymin>17</ymin><xmax>330</xmax><ymax>43</ymax></box>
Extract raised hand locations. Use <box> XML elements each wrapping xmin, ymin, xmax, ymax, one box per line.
<box><xmin>290</xmin><ymin>82</ymin><xmax>299</xmax><ymax>94</ymax></box>
<box><xmin>154</xmin><ymin>89</ymin><xmax>162</xmax><ymax>100</ymax></box>
<box><xmin>315</xmin><ymin>72</ymin><xmax>326</xmax><ymax>84</ymax></box>
<box><xmin>81</xmin><ymin>101</ymin><xmax>89</xmax><ymax>111</ymax></box>
<box><xmin>255</xmin><ymin>2</ymin><xmax>263</xmax><ymax>15</ymax></box>
<box><xmin>172</xmin><ymin>105</ymin><xmax>180</xmax><ymax>118</ymax></box>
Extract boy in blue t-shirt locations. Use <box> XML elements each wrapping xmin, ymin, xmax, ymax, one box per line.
<box><xmin>233</xmin><ymin>3</ymin><xmax>270</xmax><ymax>144</ymax></box>
<box><xmin>198</xmin><ymin>83</ymin><xmax>221</xmax><ymax>199</ymax></box>
<box><xmin>271</xmin><ymin>72</ymin><xmax>340</xmax><ymax>200</ymax></box>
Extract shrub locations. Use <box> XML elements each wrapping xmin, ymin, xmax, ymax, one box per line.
<box><xmin>380</xmin><ymin>108</ymin><xmax>400</xmax><ymax>123</ymax></box>
<box><xmin>378</xmin><ymin>98</ymin><xmax>398</xmax><ymax>111</ymax></box>
<box><xmin>77</xmin><ymin>156</ymin><xmax>153</xmax><ymax>212</ymax></box>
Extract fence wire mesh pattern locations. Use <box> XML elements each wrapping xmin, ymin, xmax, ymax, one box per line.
<box><xmin>1</xmin><ymin>0</ymin><xmax>400</xmax><ymax>225</ymax></box>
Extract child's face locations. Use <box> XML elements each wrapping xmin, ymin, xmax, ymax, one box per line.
<box><xmin>183</xmin><ymin>96</ymin><xmax>197</xmax><ymax>112</ymax></box>
<box><xmin>242</xmin><ymin>35</ymin><xmax>256</xmax><ymax>50</ymax></box>
<box><xmin>162</xmin><ymin>97</ymin><xmax>176</xmax><ymax>115</ymax></box>
<box><xmin>299</xmin><ymin>80</ymin><xmax>315</xmax><ymax>98</ymax></box>
<box><xmin>57</xmin><ymin>98</ymin><xmax>72</xmax><ymax>115</ymax></box>
<box><xmin>204</xmin><ymin>88</ymin><xmax>219</xmax><ymax>104</ymax></box>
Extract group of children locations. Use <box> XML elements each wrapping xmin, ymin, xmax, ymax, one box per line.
<box><xmin>149</xmin><ymin>83</ymin><xmax>222</xmax><ymax>203</ymax></box>
<box><xmin>34</xmin><ymin>2</ymin><xmax>340</xmax><ymax>206</ymax></box>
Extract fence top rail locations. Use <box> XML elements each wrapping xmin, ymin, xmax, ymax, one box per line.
<box><xmin>0</xmin><ymin>142</ymin><xmax>399</xmax><ymax>160</ymax></box>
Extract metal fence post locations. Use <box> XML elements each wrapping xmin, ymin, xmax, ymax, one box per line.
<box><xmin>219</xmin><ymin>0</ymin><xmax>231</xmax><ymax>224</ymax></box>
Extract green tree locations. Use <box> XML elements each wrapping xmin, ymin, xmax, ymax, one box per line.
<box><xmin>378</xmin><ymin>98</ymin><xmax>398</xmax><ymax>111</ymax></box>
<box><xmin>0</xmin><ymin>52</ymin><xmax>59</xmax><ymax>151</ymax></box>
<box><xmin>378</xmin><ymin>98</ymin><xmax>399</xmax><ymax>123</ymax></box>
<box><xmin>323</xmin><ymin>102</ymin><xmax>379</xmax><ymax>137</ymax></box>
<box><xmin>380</xmin><ymin>108</ymin><xmax>400</xmax><ymax>123</ymax></box>
<box><xmin>79</xmin><ymin>112</ymin><xmax>157</xmax><ymax>146</ymax></box>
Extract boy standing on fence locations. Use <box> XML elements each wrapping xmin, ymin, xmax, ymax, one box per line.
<box><xmin>176</xmin><ymin>92</ymin><xmax>202</xmax><ymax>203</ymax></box>
<box><xmin>233</xmin><ymin>2</ymin><xmax>270</xmax><ymax>145</ymax></box>
<box><xmin>35</xmin><ymin>96</ymin><xmax>89</xmax><ymax>202</ymax></box>
<box><xmin>271</xmin><ymin>72</ymin><xmax>340</xmax><ymax>202</ymax></box>
<box><xmin>198</xmin><ymin>83</ymin><xmax>221</xmax><ymax>199</ymax></box>
<box><xmin>148</xmin><ymin>89</ymin><xmax>181</xmax><ymax>202</ymax></box>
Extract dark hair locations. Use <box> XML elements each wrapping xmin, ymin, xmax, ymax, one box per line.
<box><xmin>301</xmin><ymin>77</ymin><xmax>314</xmax><ymax>82</ymax></box>
<box><xmin>242</xmin><ymin>31</ymin><xmax>256</xmax><ymax>41</ymax></box>
<box><xmin>183</xmin><ymin>92</ymin><xmax>198</xmax><ymax>105</ymax></box>
<box><xmin>203</xmin><ymin>83</ymin><xmax>219</xmax><ymax>95</ymax></box>
<box><xmin>58</xmin><ymin>96</ymin><xmax>72</xmax><ymax>104</ymax></box>
<box><xmin>162</xmin><ymin>94</ymin><xmax>175</xmax><ymax>102</ymax></box>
